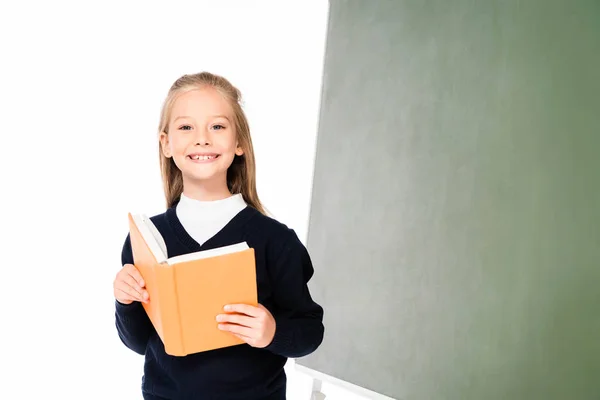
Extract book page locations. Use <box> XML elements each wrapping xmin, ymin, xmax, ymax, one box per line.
<box><xmin>131</xmin><ymin>214</ymin><xmax>168</xmax><ymax>263</ymax></box>
<box><xmin>167</xmin><ymin>242</ymin><xmax>249</xmax><ymax>265</ymax></box>
<box><xmin>143</xmin><ymin>217</ymin><xmax>168</xmax><ymax>259</ymax></box>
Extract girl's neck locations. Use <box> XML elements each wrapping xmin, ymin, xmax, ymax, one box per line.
<box><xmin>182</xmin><ymin>178</ymin><xmax>233</xmax><ymax>202</ymax></box>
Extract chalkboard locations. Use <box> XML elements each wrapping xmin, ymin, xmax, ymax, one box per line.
<box><xmin>297</xmin><ymin>1</ymin><xmax>600</xmax><ymax>399</ymax></box>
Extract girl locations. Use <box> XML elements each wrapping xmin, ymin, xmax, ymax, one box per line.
<box><xmin>113</xmin><ymin>72</ymin><xmax>324</xmax><ymax>400</ymax></box>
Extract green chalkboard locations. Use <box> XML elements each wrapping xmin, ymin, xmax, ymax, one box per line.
<box><xmin>298</xmin><ymin>1</ymin><xmax>600</xmax><ymax>399</ymax></box>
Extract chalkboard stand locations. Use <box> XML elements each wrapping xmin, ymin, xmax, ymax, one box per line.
<box><xmin>296</xmin><ymin>364</ymin><xmax>397</xmax><ymax>400</ymax></box>
<box><xmin>310</xmin><ymin>377</ymin><xmax>326</xmax><ymax>400</ymax></box>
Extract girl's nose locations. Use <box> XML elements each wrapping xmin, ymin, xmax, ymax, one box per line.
<box><xmin>194</xmin><ymin>129</ymin><xmax>211</xmax><ymax>146</ymax></box>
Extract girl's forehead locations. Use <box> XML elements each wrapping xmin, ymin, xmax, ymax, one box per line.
<box><xmin>172</xmin><ymin>88</ymin><xmax>233</xmax><ymax>116</ymax></box>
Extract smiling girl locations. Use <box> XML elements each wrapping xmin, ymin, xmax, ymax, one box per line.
<box><xmin>113</xmin><ymin>72</ymin><xmax>324</xmax><ymax>400</ymax></box>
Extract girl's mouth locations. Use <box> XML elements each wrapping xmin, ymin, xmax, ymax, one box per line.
<box><xmin>187</xmin><ymin>153</ymin><xmax>220</xmax><ymax>162</ymax></box>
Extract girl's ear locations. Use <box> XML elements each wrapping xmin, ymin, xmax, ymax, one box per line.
<box><xmin>235</xmin><ymin>143</ymin><xmax>244</xmax><ymax>156</ymax></box>
<box><xmin>160</xmin><ymin>131</ymin><xmax>172</xmax><ymax>158</ymax></box>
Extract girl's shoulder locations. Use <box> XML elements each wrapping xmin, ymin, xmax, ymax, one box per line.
<box><xmin>244</xmin><ymin>208</ymin><xmax>305</xmax><ymax>252</ymax></box>
<box><xmin>245</xmin><ymin>207</ymin><xmax>293</xmax><ymax>235</ymax></box>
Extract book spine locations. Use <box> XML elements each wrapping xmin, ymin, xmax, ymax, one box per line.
<box><xmin>155</xmin><ymin>264</ymin><xmax>186</xmax><ymax>356</ymax></box>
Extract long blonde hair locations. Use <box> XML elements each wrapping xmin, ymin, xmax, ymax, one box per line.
<box><xmin>157</xmin><ymin>72</ymin><xmax>266</xmax><ymax>214</ymax></box>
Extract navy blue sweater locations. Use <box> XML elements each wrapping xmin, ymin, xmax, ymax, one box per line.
<box><xmin>115</xmin><ymin>205</ymin><xmax>324</xmax><ymax>400</ymax></box>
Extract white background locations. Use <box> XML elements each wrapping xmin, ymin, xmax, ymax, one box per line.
<box><xmin>0</xmin><ymin>1</ymin><xmax>372</xmax><ymax>398</ymax></box>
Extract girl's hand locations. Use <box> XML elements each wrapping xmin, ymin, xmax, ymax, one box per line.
<box><xmin>216</xmin><ymin>304</ymin><xmax>276</xmax><ymax>348</ymax></box>
<box><xmin>114</xmin><ymin>264</ymin><xmax>149</xmax><ymax>305</ymax></box>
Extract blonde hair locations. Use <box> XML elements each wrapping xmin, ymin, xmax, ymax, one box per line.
<box><xmin>157</xmin><ymin>72</ymin><xmax>266</xmax><ymax>214</ymax></box>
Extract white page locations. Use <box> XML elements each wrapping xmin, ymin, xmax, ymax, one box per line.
<box><xmin>167</xmin><ymin>242</ymin><xmax>249</xmax><ymax>265</ymax></box>
<box><xmin>131</xmin><ymin>214</ymin><xmax>167</xmax><ymax>263</ymax></box>
<box><xmin>143</xmin><ymin>215</ymin><xmax>168</xmax><ymax>259</ymax></box>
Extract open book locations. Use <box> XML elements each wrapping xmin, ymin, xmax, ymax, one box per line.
<box><xmin>128</xmin><ymin>213</ymin><xmax>257</xmax><ymax>357</ymax></box>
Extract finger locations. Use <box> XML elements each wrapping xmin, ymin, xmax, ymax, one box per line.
<box><xmin>124</xmin><ymin>264</ymin><xmax>145</xmax><ymax>287</ymax></box>
<box><xmin>223</xmin><ymin>303</ymin><xmax>262</xmax><ymax>317</ymax></box>
<box><xmin>121</xmin><ymin>267</ymin><xmax>149</xmax><ymax>301</ymax></box>
<box><xmin>123</xmin><ymin>274</ymin><xmax>145</xmax><ymax>298</ymax></box>
<box><xmin>230</xmin><ymin>332</ymin><xmax>256</xmax><ymax>346</ymax></box>
<box><xmin>115</xmin><ymin>287</ymin><xmax>139</xmax><ymax>303</ymax></box>
<box><xmin>218</xmin><ymin>322</ymin><xmax>255</xmax><ymax>338</ymax></box>
<box><xmin>116</xmin><ymin>284</ymin><xmax>143</xmax><ymax>302</ymax></box>
<box><xmin>116</xmin><ymin>283</ymin><xmax>147</xmax><ymax>303</ymax></box>
<box><xmin>216</xmin><ymin>313</ymin><xmax>259</xmax><ymax>328</ymax></box>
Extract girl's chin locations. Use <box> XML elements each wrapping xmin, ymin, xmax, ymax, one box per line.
<box><xmin>182</xmin><ymin>171</ymin><xmax>226</xmax><ymax>183</ymax></box>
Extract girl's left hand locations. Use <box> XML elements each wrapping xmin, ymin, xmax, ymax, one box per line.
<box><xmin>216</xmin><ymin>303</ymin><xmax>276</xmax><ymax>348</ymax></box>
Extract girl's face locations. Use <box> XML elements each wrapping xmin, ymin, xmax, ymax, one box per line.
<box><xmin>160</xmin><ymin>87</ymin><xmax>243</xmax><ymax>194</ymax></box>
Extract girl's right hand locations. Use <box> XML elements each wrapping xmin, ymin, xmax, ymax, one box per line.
<box><xmin>114</xmin><ymin>264</ymin><xmax>149</xmax><ymax>304</ymax></box>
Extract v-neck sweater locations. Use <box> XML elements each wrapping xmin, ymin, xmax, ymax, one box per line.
<box><xmin>115</xmin><ymin>205</ymin><xmax>324</xmax><ymax>400</ymax></box>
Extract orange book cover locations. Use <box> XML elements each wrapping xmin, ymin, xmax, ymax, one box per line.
<box><xmin>127</xmin><ymin>213</ymin><xmax>258</xmax><ymax>357</ymax></box>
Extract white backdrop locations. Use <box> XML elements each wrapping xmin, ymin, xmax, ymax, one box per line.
<box><xmin>1</xmin><ymin>1</ymin><xmax>372</xmax><ymax>399</ymax></box>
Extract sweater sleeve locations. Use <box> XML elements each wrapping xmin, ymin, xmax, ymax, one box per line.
<box><xmin>264</xmin><ymin>229</ymin><xmax>324</xmax><ymax>358</ymax></box>
<box><xmin>114</xmin><ymin>234</ymin><xmax>154</xmax><ymax>355</ymax></box>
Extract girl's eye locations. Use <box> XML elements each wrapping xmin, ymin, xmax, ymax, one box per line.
<box><xmin>212</xmin><ymin>124</ymin><xmax>225</xmax><ymax>131</ymax></box>
<box><xmin>179</xmin><ymin>125</ymin><xmax>192</xmax><ymax>131</ymax></box>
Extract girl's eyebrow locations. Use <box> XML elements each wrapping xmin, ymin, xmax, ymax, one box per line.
<box><xmin>173</xmin><ymin>115</ymin><xmax>230</xmax><ymax>122</ymax></box>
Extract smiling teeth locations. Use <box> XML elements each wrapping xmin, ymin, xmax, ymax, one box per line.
<box><xmin>191</xmin><ymin>155</ymin><xmax>215</xmax><ymax>160</ymax></box>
